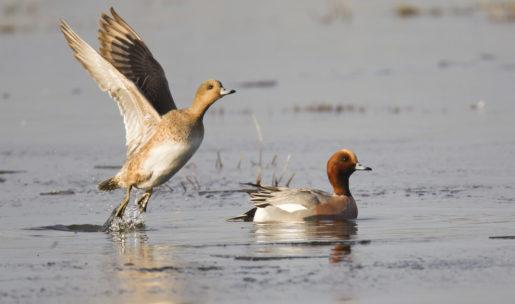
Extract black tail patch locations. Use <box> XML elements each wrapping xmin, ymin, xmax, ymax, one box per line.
<box><xmin>227</xmin><ymin>208</ymin><xmax>257</xmax><ymax>222</ymax></box>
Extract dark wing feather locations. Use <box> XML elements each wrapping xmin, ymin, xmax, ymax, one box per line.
<box><xmin>98</xmin><ymin>7</ymin><xmax>176</xmax><ymax>115</ymax></box>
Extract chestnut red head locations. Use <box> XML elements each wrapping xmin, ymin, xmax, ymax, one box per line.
<box><xmin>326</xmin><ymin>149</ymin><xmax>371</xmax><ymax>195</ymax></box>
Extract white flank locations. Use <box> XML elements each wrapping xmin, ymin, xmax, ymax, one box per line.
<box><xmin>253</xmin><ymin>208</ymin><xmax>271</xmax><ymax>222</ymax></box>
<box><xmin>253</xmin><ymin>204</ymin><xmax>307</xmax><ymax>222</ymax></box>
<box><xmin>276</xmin><ymin>203</ymin><xmax>308</xmax><ymax>213</ymax></box>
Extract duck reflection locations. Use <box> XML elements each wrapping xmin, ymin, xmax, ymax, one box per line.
<box><xmin>108</xmin><ymin>231</ymin><xmax>183</xmax><ymax>304</ymax></box>
<box><xmin>330</xmin><ymin>243</ymin><xmax>352</xmax><ymax>264</ymax></box>
<box><xmin>250</xmin><ymin>220</ymin><xmax>358</xmax><ymax>264</ymax></box>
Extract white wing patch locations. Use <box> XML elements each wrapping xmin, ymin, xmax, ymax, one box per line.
<box><xmin>276</xmin><ymin>203</ymin><xmax>308</xmax><ymax>213</ymax></box>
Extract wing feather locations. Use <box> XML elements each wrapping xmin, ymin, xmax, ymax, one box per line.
<box><xmin>98</xmin><ymin>7</ymin><xmax>176</xmax><ymax>115</ymax></box>
<box><xmin>60</xmin><ymin>20</ymin><xmax>161</xmax><ymax>156</ymax></box>
<box><xmin>249</xmin><ymin>185</ymin><xmax>330</xmax><ymax>211</ymax></box>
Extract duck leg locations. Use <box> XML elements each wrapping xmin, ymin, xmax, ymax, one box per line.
<box><xmin>102</xmin><ymin>185</ymin><xmax>133</xmax><ymax>232</ymax></box>
<box><xmin>136</xmin><ymin>188</ymin><xmax>153</xmax><ymax>213</ymax></box>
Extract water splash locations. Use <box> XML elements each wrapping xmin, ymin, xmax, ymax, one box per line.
<box><xmin>107</xmin><ymin>205</ymin><xmax>146</xmax><ymax>232</ymax></box>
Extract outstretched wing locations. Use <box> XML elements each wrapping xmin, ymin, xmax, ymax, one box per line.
<box><xmin>98</xmin><ymin>7</ymin><xmax>176</xmax><ymax>115</ymax></box>
<box><xmin>60</xmin><ymin>20</ymin><xmax>161</xmax><ymax>156</ymax></box>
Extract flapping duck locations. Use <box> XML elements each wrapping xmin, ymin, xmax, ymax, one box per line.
<box><xmin>59</xmin><ymin>8</ymin><xmax>235</xmax><ymax>231</ymax></box>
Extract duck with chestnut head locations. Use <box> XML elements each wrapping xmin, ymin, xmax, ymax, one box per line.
<box><xmin>59</xmin><ymin>8</ymin><xmax>236</xmax><ymax>231</ymax></box>
<box><xmin>229</xmin><ymin>149</ymin><xmax>371</xmax><ymax>222</ymax></box>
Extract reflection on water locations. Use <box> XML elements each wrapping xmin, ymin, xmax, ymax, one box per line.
<box><xmin>252</xmin><ymin>220</ymin><xmax>357</xmax><ymax>242</ymax></box>
<box><xmin>251</xmin><ymin>221</ymin><xmax>358</xmax><ymax>264</ymax></box>
<box><xmin>109</xmin><ymin>232</ymin><xmax>183</xmax><ymax>304</ymax></box>
<box><xmin>330</xmin><ymin>243</ymin><xmax>352</xmax><ymax>264</ymax></box>
<box><xmin>28</xmin><ymin>224</ymin><xmax>103</xmax><ymax>232</ymax></box>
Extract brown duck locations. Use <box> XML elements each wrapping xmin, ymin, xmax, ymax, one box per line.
<box><xmin>59</xmin><ymin>8</ymin><xmax>235</xmax><ymax>231</ymax></box>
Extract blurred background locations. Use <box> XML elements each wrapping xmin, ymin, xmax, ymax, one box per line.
<box><xmin>2</xmin><ymin>0</ymin><xmax>515</xmax><ymax>146</ymax></box>
<box><xmin>1</xmin><ymin>1</ymin><xmax>515</xmax><ymax>303</ymax></box>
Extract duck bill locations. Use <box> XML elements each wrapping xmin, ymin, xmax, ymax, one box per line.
<box><xmin>355</xmin><ymin>163</ymin><xmax>372</xmax><ymax>171</ymax></box>
<box><xmin>220</xmin><ymin>87</ymin><xmax>236</xmax><ymax>96</ymax></box>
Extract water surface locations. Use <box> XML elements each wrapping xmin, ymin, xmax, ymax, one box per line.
<box><xmin>1</xmin><ymin>1</ymin><xmax>515</xmax><ymax>303</ymax></box>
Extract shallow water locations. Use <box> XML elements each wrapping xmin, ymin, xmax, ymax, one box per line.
<box><xmin>1</xmin><ymin>0</ymin><xmax>515</xmax><ymax>303</ymax></box>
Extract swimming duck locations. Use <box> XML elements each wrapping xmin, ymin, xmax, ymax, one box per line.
<box><xmin>59</xmin><ymin>8</ymin><xmax>235</xmax><ymax>231</ymax></box>
<box><xmin>229</xmin><ymin>149</ymin><xmax>371</xmax><ymax>222</ymax></box>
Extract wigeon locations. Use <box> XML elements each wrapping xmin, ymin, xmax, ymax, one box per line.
<box><xmin>229</xmin><ymin>149</ymin><xmax>371</xmax><ymax>222</ymax></box>
<box><xmin>59</xmin><ymin>8</ymin><xmax>235</xmax><ymax>231</ymax></box>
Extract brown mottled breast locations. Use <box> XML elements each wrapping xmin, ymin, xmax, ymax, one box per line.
<box><xmin>158</xmin><ymin>109</ymin><xmax>204</xmax><ymax>142</ymax></box>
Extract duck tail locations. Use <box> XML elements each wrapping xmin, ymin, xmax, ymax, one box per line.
<box><xmin>226</xmin><ymin>208</ymin><xmax>257</xmax><ymax>222</ymax></box>
<box><xmin>98</xmin><ymin>176</ymin><xmax>119</xmax><ymax>191</ymax></box>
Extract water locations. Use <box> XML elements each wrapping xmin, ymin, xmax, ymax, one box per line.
<box><xmin>1</xmin><ymin>0</ymin><xmax>515</xmax><ymax>303</ymax></box>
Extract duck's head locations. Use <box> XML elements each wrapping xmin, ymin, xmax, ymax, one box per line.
<box><xmin>192</xmin><ymin>79</ymin><xmax>235</xmax><ymax>115</ymax></box>
<box><xmin>326</xmin><ymin>149</ymin><xmax>371</xmax><ymax>195</ymax></box>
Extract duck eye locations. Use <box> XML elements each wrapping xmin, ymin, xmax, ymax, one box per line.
<box><xmin>341</xmin><ymin>157</ymin><xmax>348</xmax><ymax>162</ymax></box>
<box><xmin>207</xmin><ymin>84</ymin><xmax>214</xmax><ymax>90</ymax></box>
